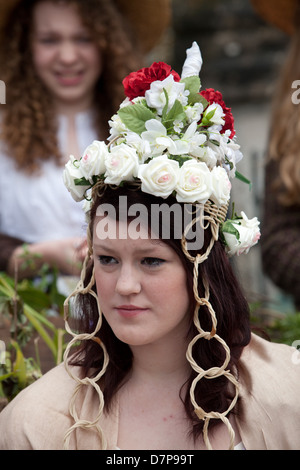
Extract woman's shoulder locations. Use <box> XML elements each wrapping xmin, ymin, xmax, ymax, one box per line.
<box><xmin>240</xmin><ymin>332</ymin><xmax>298</xmax><ymax>372</ymax></box>
<box><xmin>0</xmin><ymin>363</ymin><xmax>78</xmax><ymax>449</ymax></box>
<box><xmin>239</xmin><ymin>332</ymin><xmax>300</xmax><ymax>393</ymax></box>
<box><xmin>237</xmin><ymin>333</ymin><xmax>300</xmax><ymax>449</ymax></box>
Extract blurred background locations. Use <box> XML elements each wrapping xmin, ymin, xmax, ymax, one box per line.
<box><xmin>147</xmin><ymin>0</ymin><xmax>293</xmax><ymax>318</ymax></box>
<box><xmin>0</xmin><ymin>0</ymin><xmax>297</xmax><ymax>396</ymax></box>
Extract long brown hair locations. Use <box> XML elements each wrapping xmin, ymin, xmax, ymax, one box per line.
<box><xmin>68</xmin><ymin>186</ymin><xmax>251</xmax><ymax>440</ymax></box>
<box><xmin>267</xmin><ymin>28</ymin><xmax>300</xmax><ymax>206</ymax></box>
<box><xmin>0</xmin><ymin>0</ymin><xmax>143</xmax><ymax>172</ymax></box>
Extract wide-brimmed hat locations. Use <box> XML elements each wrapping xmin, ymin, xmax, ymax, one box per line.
<box><xmin>0</xmin><ymin>0</ymin><xmax>171</xmax><ymax>52</ymax></box>
<box><xmin>251</xmin><ymin>0</ymin><xmax>299</xmax><ymax>35</ymax></box>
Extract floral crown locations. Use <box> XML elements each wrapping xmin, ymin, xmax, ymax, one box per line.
<box><xmin>63</xmin><ymin>42</ymin><xmax>260</xmax><ymax>256</ymax></box>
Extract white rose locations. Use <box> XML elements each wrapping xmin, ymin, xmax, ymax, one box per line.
<box><xmin>175</xmin><ymin>160</ymin><xmax>212</xmax><ymax>204</ymax></box>
<box><xmin>104</xmin><ymin>143</ymin><xmax>139</xmax><ymax>185</ymax></box>
<box><xmin>80</xmin><ymin>141</ymin><xmax>108</xmax><ymax>182</ymax></box>
<box><xmin>63</xmin><ymin>155</ymin><xmax>89</xmax><ymax>202</ymax></box>
<box><xmin>138</xmin><ymin>155</ymin><xmax>179</xmax><ymax>198</ymax></box>
<box><xmin>210</xmin><ymin>166</ymin><xmax>231</xmax><ymax>207</ymax></box>
<box><xmin>222</xmin><ymin>211</ymin><xmax>261</xmax><ymax>256</ymax></box>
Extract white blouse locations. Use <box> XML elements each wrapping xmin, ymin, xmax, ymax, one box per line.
<box><xmin>0</xmin><ymin>112</ymin><xmax>98</xmax><ymax>243</ymax></box>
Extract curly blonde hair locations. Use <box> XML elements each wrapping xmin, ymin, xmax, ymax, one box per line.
<box><xmin>267</xmin><ymin>28</ymin><xmax>300</xmax><ymax>206</ymax></box>
<box><xmin>0</xmin><ymin>0</ymin><xmax>143</xmax><ymax>172</ymax></box>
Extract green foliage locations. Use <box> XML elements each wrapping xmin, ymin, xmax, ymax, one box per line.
<box><xmin>0</xmin><ymin>264</ymin><xmax>68</xmax><ymax>404</ymax></box>
<box><xmin>250</xmin><ymin>301</ymin><xmax>300</xmax><ymax>345</ymax></box>
<box><xmin>118</xmin><ymin>102</ymin><xmax>156</xmax><ymax>135</ymax></box>
<box><xmin>0</xmin><ymin>341</ymin><xmax>42</xmax><ymax>404</ymax></box>
<box><xmin>266</xmin><ymin>312</ymin><xmax>300</xmax><ymax>345</ymax></box>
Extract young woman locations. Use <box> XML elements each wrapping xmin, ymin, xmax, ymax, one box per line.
<box><xmin>251</xmin><ymin>0</ymin><xmax>300</xmax><ymax>309</ymax></box>
<box><xmin>0</xmin><ymin>0</ymin><xmax>169</xmax><ymax>278</ymax></box>
<box><xmin>0</xmin><ymin>42</ymin><xmax>299</xmax><ymax>451</ymax></box>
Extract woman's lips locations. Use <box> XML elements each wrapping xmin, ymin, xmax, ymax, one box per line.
<box><xmin>115</xmin><ymin>305</ymin><xmax>148</xmax><ymax>318</ymax></box>
<box><xmin>55</xmin><ymin>71</ymin><xmax>83</xmax><ymax>86</ymax></box>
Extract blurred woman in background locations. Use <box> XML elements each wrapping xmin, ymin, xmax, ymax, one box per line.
<box><xmin>0</xmin><ymin>0</ymin><xmax>170</xmax><ymax>280</ymax></box>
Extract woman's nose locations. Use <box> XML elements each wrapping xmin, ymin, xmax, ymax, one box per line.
<box><xmin>58</xmin><ymin>41</ymin><xmax>78</xmax><ymax>64</ymax></box>
<box><xmin>115</xmin><ymin>265</ymin><xmax>141</xmax><ymax>296</ymax></box>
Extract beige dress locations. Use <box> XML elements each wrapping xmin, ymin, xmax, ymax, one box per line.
<box><xmin>0</xmin><ymin>334</ymin><xmax>299</xmax><ymax>450</ymax></box>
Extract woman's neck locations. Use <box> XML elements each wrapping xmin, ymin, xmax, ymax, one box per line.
<box><xmin>129</xmin><ymin>336</ymin><xmax>191</xmax><ymax>386</ymax></box>
<box><xmin>54</xmin><ymin>92</ymin><xmax>94</xmax><ymax>117</ymax></box>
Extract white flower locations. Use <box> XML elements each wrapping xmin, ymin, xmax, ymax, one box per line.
<box><xmin>161</xmin><ymin>121</ymin><xmax>206</xmax><ymax>156</ymax></box>
<box><xmin>138</xmin><ymin>155</ymin><xmax>179</xmax><ymax>199</ymax></box>
<box><xmin>141</xmin><ymin>119</ymin><xmax>169</xmax><ymax>155</ymax></box>
<box><xmin>207</xmin><ymin>132</ymin><xmax>243</xmax><ymax>178</ymax></box>
<box><xmin>108</xmin><ymin>113</ymin><xmax>128</xmax><ymax>140</ymax></box>
<box><xmin>104</xmin><ymin>143</ymin><xmax>139</xmax><ymax>185</ymax></box>
<box><xmin>145</xmin><ymin>75</ymin><xmax>187</xmax><ymax>115</ymax></box>
<box><xmin>181</xmin><ymin>41</ymin><xmax>203</xmax><ymax>79</ymax></box>
<box><xmin>125</xmin><ymin>131</ymin><xmax>151</xmax><ymax>163</ymax></box>
<box><xmin>63</xmin><ymin>155</ymin><xmax>89</xmax><ymax>202</ymax></box>
<box><xmin>192</xmin><ymin>146</ymin><xmax>217</xmax><ymax>169</ymax></box>
<box><xmin>223</xmin><ymin>138</ymin><xmax>243</xmax><ymax>178</ymax></box>
<box><xmin>210</xmin><ymin>166</ymin><xmax>231</xmax><ymax>206</ymax></box>
<box><xmin>173</xmin><ymin>119</ymin><xmax>184</xmax><ymax>133</ymax></box>
<box><xmin>222</xmin><ymin>211</ymin><xmax>261</xmax><ymax>257</ymax></box>
<box><xmin>80</xmin><ymin>140</ymin><xmax>108</xmax><ymax>182</ymax></box>
<box><xmin>176</xmin><ymin>159</ymin><xmax>212</xmax><ymax>203</ymax></box>
<box><xmin>184</xmin><ymin>121</ymin><xmax>206</xmax><ymax>154</ymax></box>
<box><xmin>204</xmin><ymin>103</ymin><xmax>225</xmax><ymax>126</ymax></box>
<box><xmin>185</xmin><ymin>102</ymin><xmax>204</xmax><ymax>123</ymax></box>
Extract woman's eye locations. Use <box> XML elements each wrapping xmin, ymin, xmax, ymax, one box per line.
<box><xmin>141</xmin><ymin>257</ymin><xmax>165</xmax><ymax>267</ymax></box>
<box><xmin>98</xmin><ymin>255</ymin><xmax>117</xmax><ymax>266</ymax></box>
<box><xmin>37</xmin><ymin>36</ymin><xmax>58</xmax><ymax>45</ymax></box>
<box><xmin>76</xmin><ymin>36</ymin><xmax>92</xmax><ymax>44</ymax></box>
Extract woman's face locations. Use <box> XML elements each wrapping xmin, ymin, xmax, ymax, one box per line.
<box><xmin>31</xmin><ymin>1</ymin><xmax>102</xmax><ymax>111</ymax></box>
<box><xmin>93</xmin><ymin>216</ymin><xmax>191</xmax><ymax>348</ymax></box>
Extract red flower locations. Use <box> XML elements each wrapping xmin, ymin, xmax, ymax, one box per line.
<box><xmin>123</xmin><ymin>62</ymin><xmax>181</xmax><ymax>101</ymax></box>
<box><xmin>200</xmin><ymin>88</ymin><xmax>235</xmax><ymax>139</ymax></box>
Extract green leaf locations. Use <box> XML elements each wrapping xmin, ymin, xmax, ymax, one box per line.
<box><xmin>169</xmin><ymin>155</ymin><xmax>192</xmax><ymax>167</ymax></box>
<box><xmin>118</xmin><ymin>103</ymin><xmax>156</xmax><ymax>135</ymax></box>
<box><xmin>180</xmin><ymin>77</ymin><xmax>209</xmax><ymax>108</ymax></box>
<box><xmin>189</xmin><ymin>93</ymin><xmax>208</xmax><ymax>107</ymax></box>
<box><xmin>201</xmin><ymin>108</ymin><xmax>216</xmax><ymax>126</ymax></box>
<box><xmin>162</xmin><ymin>99</ymin><xmax>186</xmax><ymax>130</ymax></box>
<box><xmin>161</xmin><ymin>89</ymin><xmax>169</xmax><ymax>122</ymax></box>
<box><xmin>18</xmin><ymin>287</ymin><xmax>51</xmax><ymax>312</ymax></box>
<box><xmin>181</xmin><ymin>76</ymin><xmax>201</xmax><ymax>96</ymax></box>
<box><xmin>235</xmin><ymin>171</ymin><xmax>252</xmax><ymax>188</ymax></box>
<box><xmin>221</xmin><ymin>220</ymin><xmax>240</xmax><ymax>240</ymax></box>
<box><xmin>74</xmin><ymin>177</ymin><xmax>90</xmax><ymax>186</ymax></box>
<box><xmin>11</xmin><ymin>341</ymin><xmax>27</xmax><ymax>388</ymax></box>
